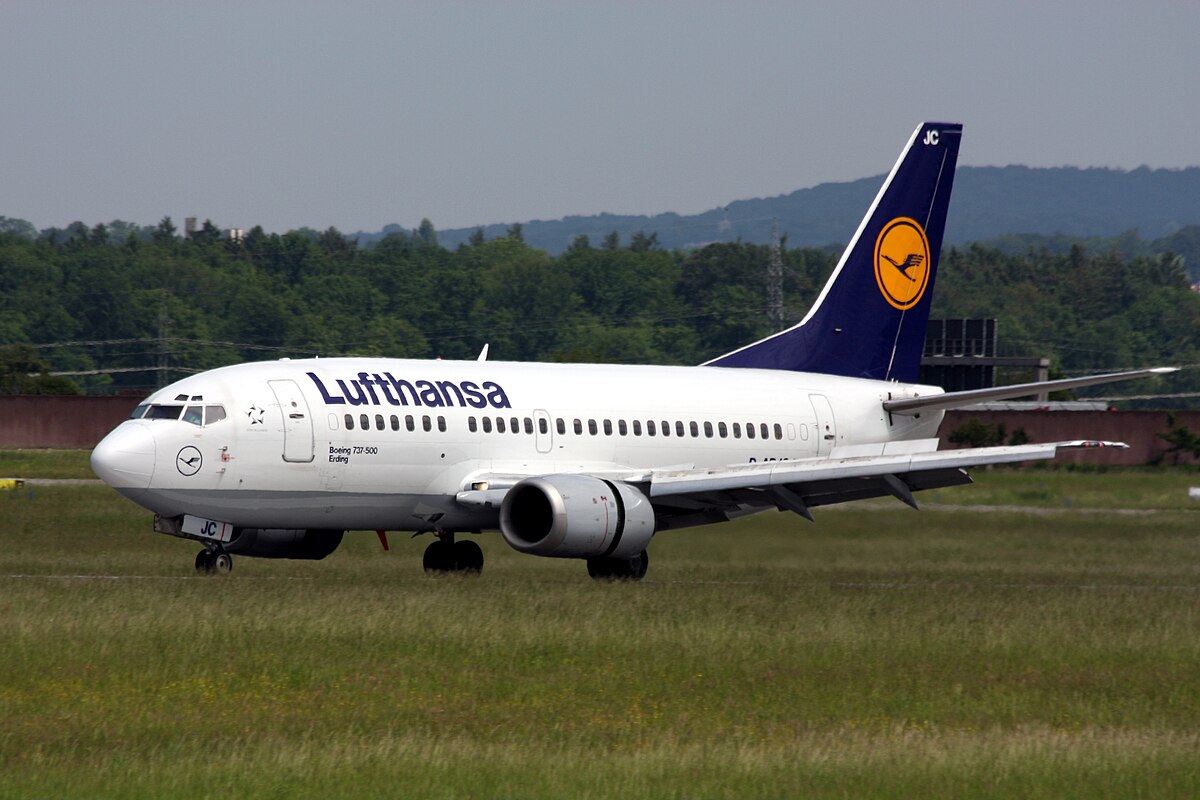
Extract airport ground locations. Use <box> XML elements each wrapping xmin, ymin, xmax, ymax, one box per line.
<box><xmin>2</xmin><ymin>451</ymin><xmax>1199</xmax><ymax>798</ymax></box>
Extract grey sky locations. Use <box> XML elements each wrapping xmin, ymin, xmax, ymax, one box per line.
<box><xmin>2</xmin><ymin>1</ymin><xmax>1197</xmax><ymax>234</ymax></box>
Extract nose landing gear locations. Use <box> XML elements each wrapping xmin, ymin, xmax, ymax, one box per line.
<box><xmin>195</xmin><ymin>547</ymin><xmax>233</xmax><ymax>575</ymax></box>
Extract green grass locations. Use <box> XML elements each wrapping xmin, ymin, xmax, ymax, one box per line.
<box><xmin>0</xmin><ymin>448</ymin><xmax>95</xmax><ymax>479</ymax></box>
<box><xmin>2</xmin><ymin>468</ymin><xmax>1200</xmax><ymax>797</ymax></box>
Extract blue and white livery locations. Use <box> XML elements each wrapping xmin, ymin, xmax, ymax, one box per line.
<box><xmin>91</xmin><ymin>123</ymin><xmax>1172</xmax><ymax>579</ymax></box>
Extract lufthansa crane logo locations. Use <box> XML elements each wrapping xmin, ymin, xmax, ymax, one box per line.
<box><xmin>176</xmin><ymin>446</ymin><xmax>202</xmax><ymax>476</ymax></box>
<box><xmin>874</xmin><ymin>217</ymin><xmax>931</xmax><ymax>311</ymax></box>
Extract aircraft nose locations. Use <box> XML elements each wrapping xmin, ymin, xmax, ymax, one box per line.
<box><xmin>91</xmin><ymin>422</ymin><xmax>156</xmax><ymax>489</ymax></box>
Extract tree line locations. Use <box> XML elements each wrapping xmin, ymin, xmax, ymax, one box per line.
<box><xmin>0</xmin><ymin>217</ymin><xmax>1195</xmax><ymax>405</ymax></box>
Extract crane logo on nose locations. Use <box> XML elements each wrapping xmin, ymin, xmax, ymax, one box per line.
<box><xmin>176</xmin><ymin>446</ymin><xmax>203</xmax><ymax>476</ymax></box>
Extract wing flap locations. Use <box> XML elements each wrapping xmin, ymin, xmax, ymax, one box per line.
<box><xmin>649</xmin><ymin>441</ymin><xmax>1065</xmax><ymax>498</ymax></box>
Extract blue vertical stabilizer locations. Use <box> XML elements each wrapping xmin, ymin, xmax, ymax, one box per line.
<box><xmin>705</xmin><ymin>122</ymin><xmax>962</xmax><ymax>382</ymax></box>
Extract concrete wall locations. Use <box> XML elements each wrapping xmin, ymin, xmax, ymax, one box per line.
<box><xmin>940</xmin><ymin>410</ymin><xmax>1200</xmax><ymax>466</ymax></box>
<box><xmin>0</xmin><ymin>396</ymin><xmax>141</xmax><ymax>449</ymax></box>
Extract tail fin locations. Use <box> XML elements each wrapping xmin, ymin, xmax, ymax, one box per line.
<box><xmin>705</xmin><ymin>122</ymin><xmax>962</xmax><ymax>382</ymax></box>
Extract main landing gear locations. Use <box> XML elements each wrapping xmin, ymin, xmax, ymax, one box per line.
<box><xmin>195</xmin><ymin>546</ymin><xmax>233</xmax><ymax>575</ymax></box>
<box><xmin>586</xmin><ymin>550</ymin><xmax>649</xmax><ymax>581</ymax></box>
<box><xmin>422</xmin><ymin>533</ymin><xmax>484</xmax><ymax>575</ymax></box>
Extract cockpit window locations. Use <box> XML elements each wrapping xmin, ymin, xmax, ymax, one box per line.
<box><xmin>133</xmin><ymin>402</ymin><xmax>225</xmax><ymax>424</ymax></box>
<box><xmin>143</xmin><ymin>404</ymin><xmax>184</xmax><ymax>420</ymax></box>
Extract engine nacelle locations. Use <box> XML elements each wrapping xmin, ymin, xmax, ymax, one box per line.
<box><xmin>499</xmin><ymin>475</ymin><xmax>655</xmax><ymax>559</ymax></box>
<box><xmin>224</xmin><ymin>528</ymin><xmax>344</xmax><ymax>560</ymax></box>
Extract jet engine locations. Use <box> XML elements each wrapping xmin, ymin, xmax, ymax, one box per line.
<box><xmin>223</xmin><ymin>528</ymin><xmax>344</xmax><ymax>560</ymax></box>
<box><xmin>499</xmin><ymin>475</ymin><xmax>655</xmax><ymax>559</ymax></box>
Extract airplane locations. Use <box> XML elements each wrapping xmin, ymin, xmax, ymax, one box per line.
<box><xmin>90</xmin><ymin>122</ymin><xmax>1174</xmax><ymax>580</ymax></box>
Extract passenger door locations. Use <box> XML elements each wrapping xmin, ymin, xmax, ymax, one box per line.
<box><xmin>269</xmin><ymin>379</ymin><xmax>315</xmax><ymax>463</ymax></box>
<box><xmin>809</xmin><ymin>394</ymin><xmax>837</xmax><ymax>456</ymax></box>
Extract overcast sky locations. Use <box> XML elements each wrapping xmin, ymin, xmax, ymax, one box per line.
<box><xmin>2</xmin><ymin>1</ymin><xmax>1197</xmax><ymax>234</ymax></box>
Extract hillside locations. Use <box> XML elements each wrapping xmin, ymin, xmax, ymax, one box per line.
<box><xmin>352</xmin><ymin>166</ymin><xmax>1200</xmax><ymax>262</ymax></box>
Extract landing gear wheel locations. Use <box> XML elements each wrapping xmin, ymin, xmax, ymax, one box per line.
<box><xmin>423</xmin><ymin>537</ymin><xmax>484</xmax><ymax>575</ymax></box>
<box><xmin>454</xmin><ymin>540</ymin><xmax>484</xmax><ymax>574</ymax></box>
<box><xmin>195</xmin><ymin>548</ymin><xmax>232</xmax><ymax>575</ymax></box>
<box><xmin>423</xmin><ymin>539</ymin><xmax>456</xmax><ymax>574</ymax></box>
<box><xmin>212</xmin><ymin>552</ymin><xmax>233</xmax><ymax>574</ymax></box>
<box><xmin>587</xmin><ymin>550</ymin><xmax>649</xmax><ymax>581</ymax></box>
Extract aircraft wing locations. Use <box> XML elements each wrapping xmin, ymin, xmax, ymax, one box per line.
<box><xmin>642</xmin><ymin>438</ymin><xmax>1125</xmax><ymax>524</ymax></box>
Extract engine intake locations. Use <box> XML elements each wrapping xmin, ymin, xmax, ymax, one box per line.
<box><xmin>224</xmin><ymin>528</ymin><xmax>344</xmax><ymax>560</ymax></box>
<box><xmin>499</xmin><ymin>475</ymin><xmax>655</xmax><ymax>559</ymax></box>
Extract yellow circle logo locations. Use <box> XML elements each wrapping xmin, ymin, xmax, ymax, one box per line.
<box><xmin>873</xmin><ymin>217</ymin><xmax>931</xmax><ymax>310</ymax></box>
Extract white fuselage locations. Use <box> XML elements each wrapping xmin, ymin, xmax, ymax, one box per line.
<box><xmin>92</xmin><ymin>357</ymin><xmax>944</xmax><ymax>533</ymax></box>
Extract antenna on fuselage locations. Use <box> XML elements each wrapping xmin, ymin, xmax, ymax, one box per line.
<box><xmin>477</xmin><ymin>343</ymin><xmax>490</xmax><ymax>362</ymax></box>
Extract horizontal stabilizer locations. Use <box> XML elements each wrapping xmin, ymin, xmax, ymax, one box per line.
<box><xmin>884</xmin><ymin>367</ymin><xmax>1178</xmax><ymax>416</ymax></box>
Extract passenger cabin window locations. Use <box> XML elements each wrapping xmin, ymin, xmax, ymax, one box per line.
<box><xmin>469</xmin><ymin>417</ymin><xmax>478</xmax><ymax>433</ymax></box>
<box><xmin>391</xmin><ymin>415</ymin><xmax>400</xmax><ymax>431</ymax></box>
<box><xmin>588</xmin><ymin>419</ymin><xmax>598</xmax><ymax>436</ymax></box>
<box><xmin>746</xmin><ymin>423</ymin><xmax>756</xmax><ymax>439</ymax></box>
<box><xmin>675</xmin><ymin>421</ymin><xmax>685</xmax><ymax>437</ymax></box>
<box><xmin>556</xmin><ymin>418</ymin><xmax>566</xmax><ymax>435</ymax></box>
<box><xmin>632</xmin><ymin>420</ymin><xmax>641</xmax><ymax>436</ymax></box>
<box><xmin>406</xmin><ymin>415</ymin><xmax>415</xmax><ymax>432</ymax></box>
<box><xmin>774</xmin><ymin>423</ymin><xmax>783</xmax><ymax>440</ymax></box>
<box><xmin>647</xmin><ymin>420</ymin><xmax>657</xmax><ymax>436</ymax></box>
<box><xmin>438</xmin><ymin>416</ymin><xmax>447</xmax><ymax>433</ymax></box>
<box><xmin>359</xmin><ymin>414</ymin><xmax>369</xmax><ymax>430</ymax></box>
<box><xmin>732</xmin><ymin>422</ymin><xmax>741</xmax><ymax>439</ymax></box>
<box><xmin>375</xmin><ymin>414</ymin><xmax>385</xmax><ymax>430</ymax></box>
<box><xmin>345</xmin><ymin>414</ymin><xmax>355</xmax><ymax>430</ymax></box>
<box><xmin>539</xmin><ymin>418</ymin><xmax>549</xmax><ymax>435</ymax></box>
<box><xmin>482</xmin><ymin>417</ymin><xmax>493</xmax><ymax>433</ymax></box>
<box><xmin>497</xmin><ymin>417</ymin><xmax>506</xmax><ymax>434</ymax></box>
<box><xmin>703</xmin><ymin>421</ymin><xmax>713</xmax><ymax>438</ymax></box>
<box><xmin>574</xmin><ymin>419</ymin><xmax>583</xmax><ymax>435</ymax></box>
<box><xmin>422</xmin><ymin>415</ymin><xmax>432</xmax><ymax>432</ymax></box>
<box><xmin>690</xmin><ymin>421</ymin><xmax>699</xmax><ymax>438</ymax></box>
<box><xmin>718</xmin><ymin>422</ymin><xmax>728</xmax><ymax>438</ymax></box>
<box><xmin>603</xmin><ymin>420</ymin><xmax>613</xmax><ymax>436</ymax></box>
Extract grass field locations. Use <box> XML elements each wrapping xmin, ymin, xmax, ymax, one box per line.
<box><xmin>2</xmin><ymin>455</ymin><xmax>1200</xmax><ymax>797</ymax></box>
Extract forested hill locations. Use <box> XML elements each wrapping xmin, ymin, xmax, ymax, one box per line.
<box><xmin>363</xmin><ymin>166</ymin><xmax>1200</xmax><ymax>256</ymax></box>
<box><xmin>0</xmin><ymin>223</ymin><xmax>1197</xmax><ymax>406</ymax></box>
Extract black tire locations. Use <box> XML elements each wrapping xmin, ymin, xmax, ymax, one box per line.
<box><xmin>625</xmin><ymin>550</ymin><xmax>649</xmax><ymax>581</ymax></box>
<box><xmin>194</xmin><ymin>549</ymin><xmax>214</xmax><ymax>574</ymax></box>
<box><xmin>587</xmin><ymin>551</ymin><xmax>648</xmax><ymax>582</ymax></box>
<box><xmin>423</xmin><ymin>539</ymin><xmax>455</xmax><ymax>574</ymax></box>
<box><xmin>454</xmin><ymin>540</ymin><xmax>484</xmax><ymax>574</ymax></box>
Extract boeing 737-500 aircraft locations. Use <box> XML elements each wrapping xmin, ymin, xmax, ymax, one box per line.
<box><xmin>91</xmin><ymin>122</ymin><xmax>1174</xmax><ymax>579</ymax></box>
